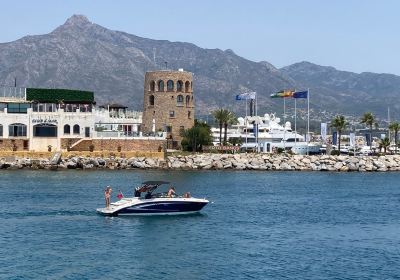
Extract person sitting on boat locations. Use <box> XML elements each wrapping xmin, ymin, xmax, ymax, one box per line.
<box><xmin>167</xmin><ymin>186</ymin><xmax>176</xmax><ymax>198</ymax></box>
<box><xmin>117</xmin><ymin>190</ymin><xmax>124</xmax><ymax>200</ymax></box>
<box><xmin>134</xmin><ymin>187</ymin><xmax>141</xmax><ymax>198</ymax></box>
<box><xmin>183</xmin><ymin>192</ymin><xmax>191</xmax><ymax>198</ymax></box>
<box><xmin>145</xmin><ymin>192</ymin><xmax>152</xmax><ymax>199</ymax></box>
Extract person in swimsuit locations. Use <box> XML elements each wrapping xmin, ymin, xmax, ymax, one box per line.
<box><xmin>104</xmin><ymin>186</ymin><xmax>112</xmax><ymax>208</ymax></box>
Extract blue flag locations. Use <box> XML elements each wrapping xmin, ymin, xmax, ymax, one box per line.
<box><xmin>293</xmin><ymin>90</ymin><xmax>308</xmax><ymax>98</ymax></box>
<box><xmin>332</xmin><ymin>131</ymin><xmax>337</xmax><ymax>145</ymax></box>
<box><xmin>236</xmin><ymin>92</ymin><xmax>256</xmax><ymax>100</ymax></box>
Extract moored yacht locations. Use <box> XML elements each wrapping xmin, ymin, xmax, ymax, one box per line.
<box><xmin>96</xmin><ymin>181</ymin><xmax>209</xmax><ymax>216</ymax></box>
<box><xmin>212</xmin><ymin>113</ymin><xmax>321</xmax><ymax>154</ymax></box>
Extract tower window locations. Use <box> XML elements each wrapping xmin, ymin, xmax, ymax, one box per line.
<box><xmin>150</xmin><ymin>81</ymin><xmax>155</xmax><ymax>91</ymax></box>
<box><xmin>149</xmin><ymin>95</ymin><xmax>155</xmax><ymax>106</ymax></box>
<box><xmin>186</xmin><ymin>95</ymin><xmax>190</xmax><ymax>107</ymax></box>
<box><xmin>169</xmin><ymin>111</ymin><xmax>175</xmax><ymax>118</ymax></box>
<box><xmin>177</xmin><ymin>95</ymin><xmax>183</xmax><ymax>106</ymax></box>
<box><xmin>167</xmin><ymin>80</ymin><xmax>174</xmax><ymax>91</ymax></box>
<box><xmin>188</xmin><ymin>111</ymin><xmax>191</xmax><ymax>119</ymax></box>
<box><xmin>177</xmin><ymin>80</ymin><xmax>183</xmax><ymax>92</ymax></box>
<box><xmin>158</xmin><ymin>80</ymin><xmax>164</xmax><ymax>91</ymax></box>
<box><xmin>185</xmin><ymin>81</ymin><xmax>190</xmax><ymax>92</ymax></box>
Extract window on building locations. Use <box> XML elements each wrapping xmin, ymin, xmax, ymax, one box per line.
<box><xmin>166</xmin><ymin>126</ymin><xmax>172</xmax><ymax>133</ymax></box>
<box><xmin>0</xmin><ymin>103</ymin><xmax>6</xmax><ymax>112</ymax></box>
<box><xmin>167</xmin><ymin>80</ymin><xmax>174</xmax><ymax>91</ymax></box>
<box><xmin>158</xmin><ymin>80</ymin><xmax>164</xmax><ymax>91</ymax></box>
<box><xmin>177</xmin><ymin>81</ymin><xmax>183</xmax><ymax>92</ymax></box>
<box><xmin>169</xmin><ymin>111</ymin><xmax>175</xmax><ymax>118</ymax></box>
<box><xmin>149</xmin><ymin>95</ymin><xmax>155</xmax><ymax>106</ymax></box>
<box><xmin>186</xmin><ymin>95</ymin><xmax>190</xmax><ymax>107</ymax></box>
<box><xmin>64</xmin><ymin>124</ymin><xmax>70</xmax><ymax>134</ymax></box>
<box><xmin>150</xmin><ymin>81</ymin><xmax>155</xmax><ymax>91</ymax></box>
<box><xmin>73</xmin><ymin>124</ymin><xmax>80</xmax><ymax>134</ymax></box>
<box><xmin>0</xmin><ymin>125</ymin><xmax>3</xmax><ymax>137</ymax></box>
<box><xmin>33</xmin><ymin>124</ymin><xmax>57</xmax><ymax>137</ymax></box>
<box><xmin>9</xmin><ymin>123</ymin><xmax>27</xmax><ymax>137</ymax></box>
<box><xmin>7</xmin><ymin>103</ymin><xmax>30</xmax><ymax>113</ymax></box>
<box><xmin>185</xmin><ymin>81</ymin><xmax>190</xmax><ymax>92</ymax></box>
<box><xmin>177</xmin><ymin>95</ymin><xmax>183</xmax><ymax>106</ymax></box>
<box><xmin>46</xmin><ymin>104</ymin><xmax>56</xmax><ymax>112</ymax></box>
<box><xmin>23</xmin><ymin>140</ymin><xmax>29</xmax><ymax>150</ymax></box>
<box><xmin>188</xmin><ymin>111</ymin><xmax>191</xmax><ymax>119</ymax></box>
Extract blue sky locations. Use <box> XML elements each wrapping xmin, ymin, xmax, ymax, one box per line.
<box><xmin>1</xmin><ymin>0</ymin><xmax>399</xmax><ymax>75</ymax></box>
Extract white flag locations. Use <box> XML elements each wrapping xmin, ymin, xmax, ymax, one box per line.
<box><xmin>321</xmin><ymin>123</ymin><xmax>327</xmax><ymax>143</ymax></box>
<box><xmin>349</xmin><ymin>133</ymin><xmax>355</xmax><ymax>147</ymax></box>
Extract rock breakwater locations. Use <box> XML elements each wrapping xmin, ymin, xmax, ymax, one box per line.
<box><xmin>2</xmin><ymin>153</ymin><xmax>400</xmax><ymax>172</ymax></box>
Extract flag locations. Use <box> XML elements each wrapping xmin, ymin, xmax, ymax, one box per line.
<box><xmin>332</xmin><ymin>131</ymin><xmax>337</xmax><ymax>145</ymax></box>
<box><xmin>349</xmin><ymin>133</ymin><xmax>355</xmax><ymax>147</ymax></box>
<box><xmin>321</xmin><ymin>123</ymin><xmax>327</xmax><ymax>143</ymax></box>
<box><xmin>270</xmin><ymin>89</ymin><xmax>294</xmax><ymax>98</ymax></box>
<box><xmin>236</xmin><ymin>91</ymin><xmax>256</xmax><ymax>100</ymax></box>
<box><xmin>365</xmin><ymin>133</ymin><xmax>371</xmax><ymax>146</ymax></box>
<box><xmin>293</xmin><ymin>90</ymin><xmax>308</xmax><ymax>98</ymax></box>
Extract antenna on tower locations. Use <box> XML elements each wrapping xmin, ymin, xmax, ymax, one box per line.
<box><xmin>153</xmin><ymin>48</ymin><xmax>156</xmax><ymax>66</ymax></box>
<box><xmin>164</xmin><ymin>61</ymin><xmax>168</xmax><ymax>70</ymax></box>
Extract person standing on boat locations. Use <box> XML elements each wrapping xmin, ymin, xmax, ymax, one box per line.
<box><xmin>104</xmin><ymin>186</ymin><xmax>112</xmax><ymax>208</ymax></box>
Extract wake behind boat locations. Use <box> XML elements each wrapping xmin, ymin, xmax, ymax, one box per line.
<box><xmin>96</xmin><ymin>181</ymin><xmax>209</xmax><ymax>216</ymax></box>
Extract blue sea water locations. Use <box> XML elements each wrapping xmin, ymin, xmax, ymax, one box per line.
<box><xmin>1</xmin><ymin>170</ymin><xmax>400</xmax><ymax>279</ymax></box>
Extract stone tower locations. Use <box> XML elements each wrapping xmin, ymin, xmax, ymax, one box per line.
<box><xmin>142</xmin><ymin>70</ymin><xmax>194</xmax><ymax>143</ymax></box>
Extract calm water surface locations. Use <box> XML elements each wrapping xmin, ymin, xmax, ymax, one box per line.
<box><xmin>1</xmin><ymin>170</ymin><xmax>400</xmax><ymax>279</ymax></box>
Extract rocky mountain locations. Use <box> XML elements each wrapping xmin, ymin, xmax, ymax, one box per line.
<box><xmin>0</xmin><ymin>15</ymin><xmax>294</xmax><ymax>114</ymax></box>
<box><xmin>0</xmin><ymin>15</ymin><xmax>398</xmax><ymax>120</ymax></box>
<box><xmin>281</xmin><ymin>62</ymin><xmax>400</xmax><ymax>119</ymax></box>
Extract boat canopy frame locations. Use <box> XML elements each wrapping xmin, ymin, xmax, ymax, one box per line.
<box><xmin>136</xmin><ymin>181</ymin><xmax>170</xmax><ymax>193</ymax></box>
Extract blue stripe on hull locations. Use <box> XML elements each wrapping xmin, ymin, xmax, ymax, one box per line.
<box><xmin>117</xmin><ymin>201</ymin><xmax>207</xmax><ymax>215</ymax></box>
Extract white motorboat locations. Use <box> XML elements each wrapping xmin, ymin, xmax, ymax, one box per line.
<box><xmin>96</xmin><ymin>181</ymin><xmax>209</xmax><ymax>216</ymax></box>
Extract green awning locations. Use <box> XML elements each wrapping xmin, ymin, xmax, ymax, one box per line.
<box><xmin>26</xmin><ymin>88</ymin><xmax>94</xmax><ymax>103</ymax></box>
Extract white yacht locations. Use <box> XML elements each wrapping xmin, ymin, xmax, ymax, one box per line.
<box><xmin>212</xmin><ymin>113</ymin><xmax>321</xmax><ymax>154</ymax></box>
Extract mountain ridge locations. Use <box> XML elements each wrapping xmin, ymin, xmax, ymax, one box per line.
<box><xmin>0</xmin><ymin>15</ymin><xmax>398</xmax><ymax>120</ymax></box>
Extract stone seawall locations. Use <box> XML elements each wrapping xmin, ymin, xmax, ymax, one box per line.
<box><xmin>2</xmin><ymin>153</ymin><xmax>400</xmax><ymax>171</ymax></box>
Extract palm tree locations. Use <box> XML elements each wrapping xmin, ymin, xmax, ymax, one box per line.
<box><xmin>380</xmin><ymin>137</ymin><xmax>390</xmax><ymax>154</ymax></box>
<box><xmin>330</xmin><ymin>115</ymin><xmax>348</xmax><ymax>153</ymax></box>
<box><xmin>223</xmin><ymin>111</ymin><xmax>238</xmax><ymax>145</ymax></box>
<box><xmin>212</xmin><ymin>108</ymin><xmax>230</xmax><ymax>145</ymax></box>
<box><xmin>360</xmin><ymin>112</ymin><xmax>378</xmax><ymax>151</ymax></box>
<box><xmin>389</xmin><ymin>122</ymin><xmax>400</xmax><ymax>153</ymax></box>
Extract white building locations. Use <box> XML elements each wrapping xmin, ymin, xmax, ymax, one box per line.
<box><xmin>0</xmin><ymin>87</ymin><xmax>156</xmax><ymax>152</ymax></box>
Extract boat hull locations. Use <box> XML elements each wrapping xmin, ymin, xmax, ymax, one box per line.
<box><xmin>118</xmin><ymin>201</ymin><xmax>208</xmax><ymax>215</ymax></box>
<box><xmin>97</xmin><ymin>198</ymin><xmax>209</xmax><ymax>216</ymax></box>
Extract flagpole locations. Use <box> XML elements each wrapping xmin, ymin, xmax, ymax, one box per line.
<box><xmin>294</xmin><ymin>97</ymin><xmax>297</xmax><ymax>147</ymax></box>
<box><xmin>307</xmin><ymin>88</ymin><xmax>310</xmax><ymax>155</ymax></box>
<box><xmin>255</xmin><ymin>92</ymin><xmax>258</xmax><ymax>152</ymax></box>
<box><xmin>245</xmin><ymin>98</ymin><xmax>248</xmax><ymax>147</ymax></box>
<box><xmin>283</xmin><ymin>97</ymin><xmax>286</xmax><ymax>151</ymax></box>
